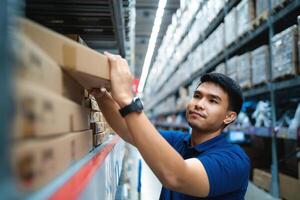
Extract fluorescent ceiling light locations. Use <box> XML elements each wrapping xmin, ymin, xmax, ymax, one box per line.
<box><xmin>137</xmin><ymin>0</ymin><xmax>168</xmax><ymax>93</ymax></box>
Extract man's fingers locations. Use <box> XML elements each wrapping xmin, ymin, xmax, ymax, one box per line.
<box><xmin>90</xmin><ymin>87</ymin><xmax>108</xmax><ymax>98</ymax></box>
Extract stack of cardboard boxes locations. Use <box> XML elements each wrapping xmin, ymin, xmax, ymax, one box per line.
<box><xmin>11</xmin><ymin>18</ymin><xmax>112</xmax><ymax>191</ymax></box>
<box><xmin>84</xmin><ymin>93</ymin><xmax>113</xmax><ymax>147</ymax></box>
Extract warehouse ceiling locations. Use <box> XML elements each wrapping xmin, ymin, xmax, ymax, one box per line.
<box><xmin>25</xmin><ymin>0</ymin><xmax>180</xmax><ymax>80</ymax></box>
<box><xmin>134</xmin><ymin>0</ymin><xmax>180</xmax><ymax>78</ymax></box>
<box><xmin>25</xmin><ymin>0</ymin><xmax>130</xmax><ymax>56</ymax></box>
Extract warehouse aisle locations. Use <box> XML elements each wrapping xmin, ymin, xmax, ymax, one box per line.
<box><xmin>140</xmin><ymin>158</ymin><xmax>162</xmax><ymax>200</ymax></box>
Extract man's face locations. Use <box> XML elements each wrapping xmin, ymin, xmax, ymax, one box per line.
<box><xmin>186</xmin><ymin>82</ymin><xmax>234</xmax><ymax>133</ymax></box>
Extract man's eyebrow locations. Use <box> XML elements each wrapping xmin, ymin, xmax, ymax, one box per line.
<box><xmin>209</xmin><ymin>94</ymin><xmax>222</xmax><ymax>101</ymax></box>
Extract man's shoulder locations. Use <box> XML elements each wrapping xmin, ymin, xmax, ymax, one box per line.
<box><xmin>206</xmin><ymin>142</ymin><xmax>250</xmax><ymax>165</ymax></box>
<box><xmin>159</xmin><ymin>129</ymin><xmax>189</xmax><ymax>147</ymax></box>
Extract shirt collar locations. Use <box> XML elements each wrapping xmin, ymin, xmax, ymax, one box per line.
<box><xmin>183</xmin><ymin>133</ymin><xmax>227</xmax><ymax>152</ymax></box>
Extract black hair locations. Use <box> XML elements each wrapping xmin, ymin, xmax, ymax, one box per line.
<box><xmin>198</xmin><ymin>73</ymin><xmax>243</xmax><ymax>114</ymax></box>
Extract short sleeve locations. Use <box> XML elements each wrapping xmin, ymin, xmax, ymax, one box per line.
<box><xmin>198</xmin><ymin>148</ymin><xmax>250</xmax><ymax>197</ymax></box>
<box><xmin>158</xmin><ymin>129</ymin><xmax>187</xmax><ymax>148</ymax></box>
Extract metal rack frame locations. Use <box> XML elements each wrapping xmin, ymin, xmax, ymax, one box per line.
<box><xmin>0</xmin><ymin>0</ymin><xmax>130</xmax><ymax>199</ymax></box>
<box><xmin>148</xmin><ymin>0</ymin><xmax>300</xmax><ymax>111</ymax></box>
<box><xmin>149</xmin><ymin>0</ymin><xmax>300</xmax><ymax>198</ymax></box>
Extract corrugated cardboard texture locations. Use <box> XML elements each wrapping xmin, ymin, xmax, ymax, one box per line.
<box><xmin>13</xmin><ymin>80</ymin><xmax>90</xmax><ymax>139</ymax></box>
<box><xmin>14</xmin><ymin>33</ymin><xmax>63</xmax><ymax>95</ymax></box>
<box><xmin>11</xmin><ymin>130</ymin><xmax>93</xmax><ymax>191</ymax></box>
<box><xmin>253</xmin><ymin>168</ymin><xmax>300</xmax><ymax>200</ymax></box>
<box><xmin>19</xmin><ymin>18</ymin><xmax>110</xmax><ymax>90</ymax></box>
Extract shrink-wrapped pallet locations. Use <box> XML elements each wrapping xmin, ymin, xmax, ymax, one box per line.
<box><xmin>225</xmin><ymin>8</ymin><xmax>237</xmax><ymax>46</ymax></box>
<box><xmin>226</xmin><ymin>56</ymin><xmax>239</xmax><ymax>83</ymax></box>
<box><xmin>271</xmin><ymin>25</ymin><xmax>298</xmax><ymax>80</ymax></box>
<box><xmin>251</xmin><ymin>45</ymin><xmax>269</xmax><ymax>85</ymax></box>
<box><xmin>238</xmin><ymin>52</ymin><xmax>252</xmax><ymax>88</ymax></box>
<box><xmin>256</xmin><ymin>0</ymin><xmax>269</xmax><ymax>18</ymax></box>
<box><xmin>215</xmin><ymin>62</ymin><xmax>226</xmax><ymax>75</ymax></box>
<box><xmin>236</xmin><ymin>0</ymin><xmax>255</xmax><ymax>37</ymax></box>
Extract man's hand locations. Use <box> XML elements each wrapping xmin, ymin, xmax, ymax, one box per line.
<box><xmin>104</xmin><ymin>51</ymin><xmax>133</xmax><ymax>108</ymax></box>
<box><xmin>90</xmin><ymin>87</ymin><xmax>108</xmax><ymax>99</ymax></box>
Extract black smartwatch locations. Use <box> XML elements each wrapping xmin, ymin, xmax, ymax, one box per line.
<box><xmin>119</xmin><ymin>97</ymin><xmax>144</xmax><ymax>117</ymax></box>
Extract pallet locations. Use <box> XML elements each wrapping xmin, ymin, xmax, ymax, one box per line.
<box><xmin>251</xmin><ymin>11</ymin><xmax>269</xmax><ymax>28</ymax></box>
<box><xmin>241</xmin><ymin>83</ymin><xmax>252</xmax><ymax>90</ymax></box>
<box><xmin>272</xmin><ymin>73</ymin><xmax>296</xmax><ymax>82</ymax></box>
<box><xmin>251</xmin><ymin>80</ymin><xmax>268</xmax><ymax>88</ymax></box>
<box><xmin>237</xmin><ymin>29</ymin><xmax>253</xmax><ymax>42</ymax></box>
<box><xmin>271</xmin><ymin>0</ymin><xmax>291</xmax><ymax>14</ymax></box>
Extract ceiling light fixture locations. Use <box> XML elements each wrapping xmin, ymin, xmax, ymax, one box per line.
<box><xmin>137</xmin><ymin>0</ymin><xmax>168</xmax><ymax>93</ymax></box>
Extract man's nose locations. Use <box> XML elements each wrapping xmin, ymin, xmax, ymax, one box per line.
<box><xmin>194</xmin><ymin>98</ymin><xmax>206</xmax><ymax>110</ymax></box>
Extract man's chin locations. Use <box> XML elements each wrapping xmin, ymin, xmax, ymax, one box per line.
<box><xmin>187</xmin><ymin>121</ymin><xmax>205</xmax><ymax>131</ymax></box>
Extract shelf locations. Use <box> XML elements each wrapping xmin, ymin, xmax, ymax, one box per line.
<box><xmin>148</xmin><ymin>0</ymin><xmax>300</xmax><ymax>111</ymax></box>
<box><xmin>243</xmin><ymin>75</ymin><xmax>300</xmax><ymax>97</ymax></box>
<box><xmin>0</xmin><ymin>135</ymin><xmax>125</xmax><ymax>200</ymax></box>
<box><xmin>154</xmin><ymin>122</ymin><xmax>189</xmax><ymax>130</ymax></box>
<box><xmin>155</xmin><ymin>0</ymin><xmax>240</xmax><ymax>94</ymax></box>
<box><xmin>228</xmin><ymin>126</ymin><xmax>298</xmax><ymax>140</ymax></box>
<box><xmin>25</xmin><ymin>0</ymin><xmax>130</xmax><ymax>55</ymax></box>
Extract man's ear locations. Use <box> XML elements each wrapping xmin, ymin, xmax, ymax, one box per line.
<box><xmin>224</xmin><ymin>111</ymin><xmax>237</xmax><ymax>125</ymax></box>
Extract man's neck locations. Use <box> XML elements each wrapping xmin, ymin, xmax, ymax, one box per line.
<box><xmin>190</xmin><ymin>129</ymin><xmax>222</xmax><ymax>146</ymax></box>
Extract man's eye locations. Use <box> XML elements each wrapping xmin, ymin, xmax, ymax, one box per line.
<box><xmin>193</xmin><ymin>94</ymin><xmax>199</xmax><ymax>98</ymax></box>
<box><xmin>210</xmin><ymin>99</ymin><xmax>218</xmax><ymax>104</ymax></box>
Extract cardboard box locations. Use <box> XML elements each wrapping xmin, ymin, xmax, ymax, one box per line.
<box><xmin>13</xmin><ymin>80</ymin><xmax>90</xmax><ymax>139</ymax></box>
<box><xmin>253</xmin><ymin>168</ymin><xmax>271</xmax><ymax>191</ymax></box>
<box><xmin>214</xmin><ymin>62</ymin><xmax>226</xmax><ymax>75</ymax></box>
<box><xmin>253</xmin><ymin>168</ymin><xmax>300</xmax><ymax>200</ymax></box>
<box><xmin>271</xmin><ymin>25</ymin><xmax>299</xmax><ymax>80</ymax></box>
<box><xmin>14</xmin><ymin>33</ymin><xmax>63</xmax><ymax>95</ymax></box>
<box><xmin>251</xmin><ymin>45</ymin><xmax>269</xmax><ymax>85</ymax></box>
<box><xmin>90</xmin><ymin>99</ymin><xmax>100</xmax><ymax>111</ymax></box>
<box><xmin>226</xmin><ymin>56</ymin><xmax>239</xmax><ymax>83</ymax></box>
<box><xmin>19</xmin><ymin>18</ymin><xmax>110</xmax><ymax>90</ymax></box>
<box><xmin>90</xmin><ymin>122</ymin><xmax>106</xmax><ymax>134</ymax></box>
<box><xmin>279</xmin><ymin>173</ymin><xmax>300</xmax><ymax>200</ymax></box>
<box><xmin>11</xmin><ymin>130</ymin><xmax>93</xmax><ymax>191</ymax></box>
<box><xmin>225</xmin><ymin>8</ymin><xmax>237</xmax><ymax>46</ymax></box>
<box><xmin>238</xmin><ymin>52</ymin><xmax>252</xmax><ymax>88</ymax></box>
<box><xmin>236</xmin><ymin>0</ymin><xmax>255</xmax><ymax>37</ymax></box>
<box><xmin>256</xmin><ymin>0</ymin><xmax>269</xmax><ymax>17</ymax></box>
<box><xmin>65</xmin><ymin>34</ymin><xmax>88</xmax><ymax>46</ymax></box>
<box><xmin>63</xmin><ymin>72</ymin><xmax>85</xmax><ymax>105</ymax></box>
<box><xmin>69</xmin><ymin>130</ymin><xmax>93</xmax><ymax>161</ymax></box>
<box><xmin>93</xmin><ymin>132</ymin><xmax>106</xmax><ymax>146</ymax></box>
<box><xmin>90</xmin><ymin>111</ymin><xmax>104</xmax><ymax>123</ymax></box>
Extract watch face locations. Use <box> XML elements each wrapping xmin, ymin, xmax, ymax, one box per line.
<box><xmin>134</xmin><ymin>97</ymin><xmax>144</xmax><ymax>110</ymax></box>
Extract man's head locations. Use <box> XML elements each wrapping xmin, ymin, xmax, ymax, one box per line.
<box><xmin>186</xmin><ymin>73</ymin><xmax>243</xmax><ymax>134</ymax></box>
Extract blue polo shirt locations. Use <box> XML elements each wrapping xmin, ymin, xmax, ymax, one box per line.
<box><xmin>159</xmin><ymin>130</ymin><xmax>250</xmax><ymax>200</ymax></box>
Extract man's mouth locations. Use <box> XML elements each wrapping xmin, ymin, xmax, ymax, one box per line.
<box><xmin>188</xmin><ymin>111</ymin><xmax>206</xmax><ymax>118</ymax></box>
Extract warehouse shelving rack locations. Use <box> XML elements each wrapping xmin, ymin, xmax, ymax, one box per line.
<box><xmin>0</xmin><ymin>0</ymin><xmax>13</xmax><ymax>189</ymax></box>
<box><xmin>148</xmin><ymin>0</ymin><xmax>300</xmax><ymax>198</ymax></box>
<box><xmin>0</xmin><ymin>0</ymin><xmax>134</xmax><ymax>199</ymax></box>
<box><xmin>148</xmin><ymin>0</ymin><xmax>300</xmax><ymax>111</ymax></box>
<box><xmin>154</xmin><ymin>0</ymin><xmax>241</xmax><ymax>95</ymax></box>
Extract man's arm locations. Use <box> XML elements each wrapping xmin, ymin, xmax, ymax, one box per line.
<box><xmin>103</xmin><ymin>52</ymin><xmax>210</xmax><ymax>197</ymax></box>
<box><xmin>91</xmin><ymin>89</ymin><xmax>135</xmax><ymax>146</ymax></box>
<box><xmin>124</xmin><ymin>112</ymin><xmax>209</xmax><ymax>197</ymax></box>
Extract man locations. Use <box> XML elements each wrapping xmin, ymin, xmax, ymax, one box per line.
<box><xmin>92</xmin><ymin>52</ymin><xmax>250</xmax><ymax>199</ymax></box>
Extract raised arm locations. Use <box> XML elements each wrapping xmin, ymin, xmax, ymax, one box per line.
<box><xmin>103</xmin><ymin>52</ymin><xmax>210</xmax><ymax>197</ymax></box>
